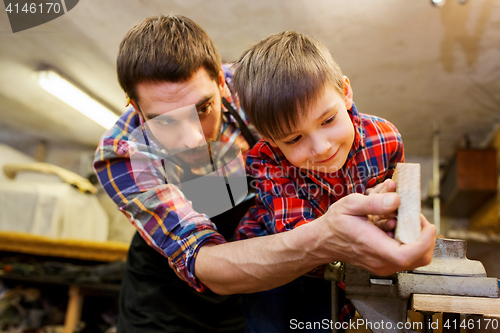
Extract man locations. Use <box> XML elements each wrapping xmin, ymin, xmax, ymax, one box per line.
<box><xmin>94</xmin><ymin>15</ymin><xmax>436</xmax><ymax>332</ymax></box>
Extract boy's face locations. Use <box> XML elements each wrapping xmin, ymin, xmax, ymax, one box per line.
<box><xmin>267</xmin><ymin>77</ymin><xmax>355</xmax><ymax>174</ymax></box>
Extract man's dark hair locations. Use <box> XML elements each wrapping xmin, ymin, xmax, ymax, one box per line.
<box><xmin>232</xmin><ymin>31</ymin><xmax>344</xmax><ymax>141</ymax></box>
<box><xmin>117</xmin><ymin>15</ymin><xmax>222</xmax><ymax>102</ymax></box>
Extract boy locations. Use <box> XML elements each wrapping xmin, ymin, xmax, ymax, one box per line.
<box><xmin>232</xmin><ymin>31</ymin><xmax>406</xmax><ymax>331</ymax></box>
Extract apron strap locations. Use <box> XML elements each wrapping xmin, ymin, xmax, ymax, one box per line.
<box><xmin>222</xmin><ymin>97</ymin><xmax>258</xmax><ymax>148</ymax></box>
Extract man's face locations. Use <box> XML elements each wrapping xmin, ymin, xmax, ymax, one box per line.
<box><xmin>268</xmin><ymin>78</ymin><xmax>355</xmax><ymax>174</ymax></box>
<box><xmin>131</xmin><ymin>68</ymin><xmax>224</xmax><ymax>166</ymax></box>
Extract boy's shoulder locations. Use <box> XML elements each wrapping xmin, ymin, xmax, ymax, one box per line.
<box><xmin>359</xmin><ymin>112</ymin><xmax>399</xmax><ymax>131</ymax></box>
<box><xmin>353</xmin><ymin>112</ymin><xmax>403</xmax><ymax>162</ymax></box>
<box><xmin>246</xmin><ymin>139</ymin><xmax>297</xmax><ymax>175</ymax></box>
<box><xmin>247</xmin><ymin>139</ymin><xmax>286</xmax><ymax>164</ymax></box>
<box><xmin>357</xmin><ymin>112</ymin><xmax>401</xmax><ymax>142</ymax></box>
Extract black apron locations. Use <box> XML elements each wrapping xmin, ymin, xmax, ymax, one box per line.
<box><xmin>117</xmin><ymin>100</ymin><xmax>257</xmax><ymax>333</ymax></box>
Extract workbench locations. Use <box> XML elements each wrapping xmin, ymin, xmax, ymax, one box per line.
<box><xmin>0</xmin><ymin>231</ymin><xmax>129</xmax><ymax>332</ymax></box>
<box><xmin>411</xmin><ymin>294</ymin><xmax>500</xmax><ymax>333</ymax></box>
<box><xmin>334</xmin><ymin>238</ymin><xmax>500</xmax><ymax>333</ymax></box>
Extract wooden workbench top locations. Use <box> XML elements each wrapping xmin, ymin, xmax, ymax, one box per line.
<box><xmin>0</xmin><ymin>231</ymin><xmax>129</xmax><ymax>262</ymax></box>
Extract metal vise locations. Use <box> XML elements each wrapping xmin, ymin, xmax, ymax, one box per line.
<box><xmin>325</xmin><ymin>238</ymin><xmax>500</xmax><ymax>333</ymax></box>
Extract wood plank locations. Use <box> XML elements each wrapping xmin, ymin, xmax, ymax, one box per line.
<box><xmin>393</xmin><ymin>163</ymin><xmax>421</xmax><ymax>243</ymax></box>
<box><xmin>411</xmin><ymin>294</ymin><xmax>500</xmax><ymax>316</ymax></box>
<box><xmin>0</xmin><ymin>231</ymin><xmax>129</xmax><ymax>262</ymax></box>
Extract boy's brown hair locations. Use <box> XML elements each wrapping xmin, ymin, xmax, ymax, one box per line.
<box><xmin>232</xmin><ymin>31</ymin><xmax>344</xmax><ymax>140</ymax></box>
<box><xmin>117</xmin><ymin>15</ymin><xmax>222</xmax><ymax>102</ymax></box>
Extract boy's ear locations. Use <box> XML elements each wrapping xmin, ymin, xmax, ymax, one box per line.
<box><xmin>218</xmin><ymin>68</ymin><xmax>225</xmax><ymax>95</ymax></box>
<box><xmin>343</xmin><ymin>76</ymin><xmax>353</xmax><ymax>110</ymax></box>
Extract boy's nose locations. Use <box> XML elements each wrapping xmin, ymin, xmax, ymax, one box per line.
<box><xmin>311</xmin><ymin>135</ymin><xmax>331</xmax><ymax>156</ymax></box>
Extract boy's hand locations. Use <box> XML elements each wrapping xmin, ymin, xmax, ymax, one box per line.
<box><xmin>318</xmin><ymin>192</ymin><xmax>436</xmax><ymax>276</ymax></box>
<box><xmin>366</xmin><ymin>179</ymin><xmax>397</xmax><ymax>237</ymax></box>
<box><xmin>365</xmin><ymin>178</ymin><xmax>396</xmax><ymax>195</ymax></box>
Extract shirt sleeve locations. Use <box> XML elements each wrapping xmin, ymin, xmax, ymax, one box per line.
<box><xmin>93</xmin><ymin>113</ymin><xmax>226</xmax><ymax>292</ymax></box>
<box><xmin>236</xmin><ymin>141</ymin><xmax>316</xmax><ymax>239</ymax></box>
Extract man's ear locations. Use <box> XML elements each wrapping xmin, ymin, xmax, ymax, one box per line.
<box><xmin>218</xmin><ymin>68</ymin><xmax>225</xmax><ymax>95</ymax></box>
<box><xmin>130</xmin><ymin>99</ymin><xmax>145</xmax><ymax>121</ymax></box>
<box><xmin>343</xmin><ymin>76</ymin><xmax>353</xmax><ymax>110</ymax></box>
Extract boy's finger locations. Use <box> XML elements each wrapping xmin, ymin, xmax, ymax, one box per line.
<box><xmin>340</xmin><ymin>193</ymin><xmax>400</xmax><ymax>217</ymax></box>
<box><xmin>372</xmin><ymin>179</ymin><xmax>397</xmax><ymax>194</ymax></box>
<box><xmin>365</xmin><ymin>184</ymin><xmax>381</xmax><ymax>195</ymax></box>
<box><xmin>383</xmin><ymin>179</ymin><xmax>397</xmax><ymax>192</ymax></box>
<box><xmin>376</xmin><ymin>179</ymin><xmax>396</xmax><ymax>194</ymax></box>
<box><xmin>376</xmin><ymin>218</ymin><xmax>396</xmax><ymax>232</ymax></box>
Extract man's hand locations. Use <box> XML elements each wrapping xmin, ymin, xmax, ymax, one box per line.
<box><xmin>366</xmin><ymin>179</ymin><xmax>398</xmax><ymax>237</ymax></box>
<box><xmin>196</xmin><ymin>191</ymin><xmax>435</xmax><ymax>295</ymax></box>
<box><xmin>315</xmin><ymin>192</ymin><xmax>436</xmax><ymax>276</ymax></box>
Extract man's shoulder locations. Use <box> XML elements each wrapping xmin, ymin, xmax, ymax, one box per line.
<box><xmin>95</xmin><ymin>108</ymin><xmax>142</xmax><ymax>160</ymax></box>
<box><xmin>101</xmin><ymin>108</ymin><xmax>141</xmax><ymax>141</ymax></box>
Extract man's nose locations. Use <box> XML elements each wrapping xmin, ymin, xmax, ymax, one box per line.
<box><xmin>180</xmin><ymin>120</ymin><xmax>205</xmax><ymax>149</ymax></box>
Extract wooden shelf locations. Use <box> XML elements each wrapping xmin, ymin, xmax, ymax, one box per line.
<box><xmin>0</xmin><ymin>273</ymin><xmax>121</xmax><ymax>293</ymax></box>
<box><xmin>0</xmin><ymin>231</ymin><xmax>129</xmax><ymax>262</ymax></box>
<box><xmin>440</xmin><ymin>149</ymin><xmax>497</xmax><ymax>217</ymax></box>
<box><xmin>0</xmin><ymin>231</ymin><xmax>129</xmax><ymax>333</ymax></box>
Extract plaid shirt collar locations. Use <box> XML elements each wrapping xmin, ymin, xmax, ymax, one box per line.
<box><xmin>349</xmin><ymin>103</ymin><xmax>365</xmax><ymax>153</ymax></box>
